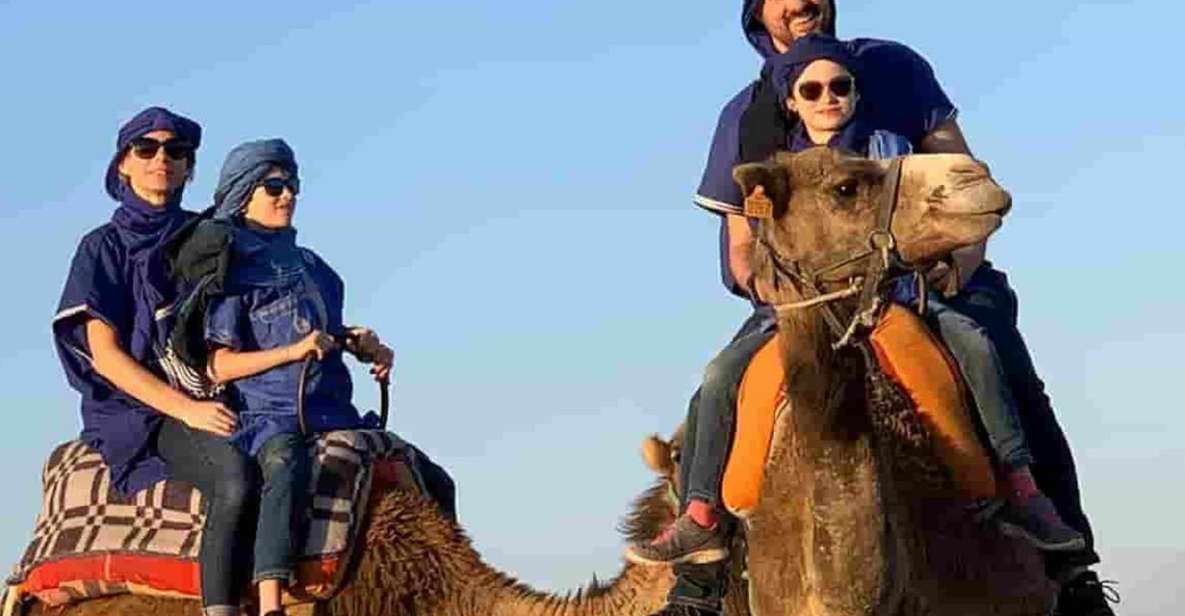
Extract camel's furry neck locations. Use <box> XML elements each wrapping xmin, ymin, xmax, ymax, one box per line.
<box><xmin>328</xmin><ymin>488</ymin><xmax>674</xmax><ymax>616</ymax></box>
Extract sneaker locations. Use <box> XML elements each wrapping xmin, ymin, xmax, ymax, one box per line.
<box><xmin>1054</xmin><ymin>570</ymin><xmax>1119</xmax><ymax>616</ymax></box>
<box><xmin>646</xmin><ymin>601</ymin><xmax>722</xmax><ymax>616</ymax></box>
<box><xmin>995</xmin><ymin>494</ymin><xmax>1087</xmax><ymax>552</ymax></box>
<box><xmin>625</xmin><ymin>514</ymin><xmax>729</xmax><ymax>566</ymax></box>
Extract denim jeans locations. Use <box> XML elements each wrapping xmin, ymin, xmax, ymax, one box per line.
<box><xmin>925</xmin><ymin>296</ymin><xmax>1034</xmax><ymax>469</ymax></box>
<box><xmin>252</xmin><ymin>432</ymin><xmax>311</xmax><ymax>583</ymax></box>
<box><xmin>156</xmin><ymin>419</ymin><xmax>258</xmax><ymax>613</ymax></box>
<box><xmin>669</xmin><ymin>310</ymin><xmax>774</xmax><ymax>611</ymax></box>
<box><xmin>681</xmin><ymin>310</ymin><xmax>778</xmax><ymax>507</ymax></box>
<box><xmin>942</xmin><ymin>264</ymin><xmax>1100</xmax><ymax>576</ymax></box>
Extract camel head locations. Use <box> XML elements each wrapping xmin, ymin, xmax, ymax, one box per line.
<box><xmin>733</xmin><ymin>148</ymin><xmax>1011</xmax><ymax>280</ymax></box>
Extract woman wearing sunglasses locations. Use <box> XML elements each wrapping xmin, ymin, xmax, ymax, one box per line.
<box><xmin>53</xmin><ymin>107</ymin><xmax>261</xmax><ymax>616</ymax></box>
<box><xmin>169</xmin><ymin>138</ymin><xmax>392</xmax><ymax>616</ymax></box>
<box><xmin>768</xmin><ymin>35</ymin><xmax>1086</xmax><ymax>550</ymax></box>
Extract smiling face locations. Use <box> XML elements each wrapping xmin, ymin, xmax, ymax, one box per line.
<box><xmin>243</xmin><ymin>167</ymin><xmax>298</xmax><ymax>229</ymax></box>
<box><xmin>761</xmin><ymin>0</ymin><xmax>828</xmax><ymax>52</ymax></box>
<box><xmin>787</xmin><ymin>59</ymin><xmax>859</xmax><ymax>140</ymax></box>
<box><xmin>116</xmin><ymin>129</ymin><xmax>192</xmax><ymax>205</ymax></box>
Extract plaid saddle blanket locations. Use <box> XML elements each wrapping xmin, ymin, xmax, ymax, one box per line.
<box><xmin>8</xmin><ymin>430</ymin><xmax>425</xmax><ymax>606</ymax></box>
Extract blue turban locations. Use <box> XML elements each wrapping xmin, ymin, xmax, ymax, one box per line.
<box><xmin>105</xmin><ymin>106</ymin><xmax>202</xmax><ymax>201</ymax></box>
<box><xmin>766</xmin><ymin>34</ymin><xmax>863</xmax><ymax>105</ymax></box>
<box><xmin>212</xmin><ymin>139</ymin><xmax>299</xmax><ymax>220</ymax></box>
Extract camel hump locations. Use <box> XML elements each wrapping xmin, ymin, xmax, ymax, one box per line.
<box><xmin>721</xmin><ymin>304</ymin><xmax>1000</xmax><ymax>515</ymax></box>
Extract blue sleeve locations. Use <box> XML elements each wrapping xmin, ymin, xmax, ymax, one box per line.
<box><xmin>695</xmin><ymin>85</ymin><xmax>759</xmax><ymax>299</ymax></box>
<box><xmin>53</xmin><ymin>228</ymin><xmax>130</xmax><ymax>357</ymax></box>
<box><xmin>852</xmin><ymin>39</ymin><xmax>958</xmax><ymax>147</ymax></box>
<box><xmin>205</xmin><ymin>294</ymin><xmax>247</xmax><ymax>350</ymax></box>
<box><xmin>694</xmin><ymin>84</ymin><xmax>756</xmax><ymax>216</ymax></box>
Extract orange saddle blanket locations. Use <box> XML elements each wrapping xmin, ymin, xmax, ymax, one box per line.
<box><xmin>720</xmin><ymin>304</ymin><xmax>998</xmax><ymax>516</ymax></box>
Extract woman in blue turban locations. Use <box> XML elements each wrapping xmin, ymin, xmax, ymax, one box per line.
<box><xmin>53</xmin><ymin>107</ymin><xmax>256</xmax><ymax>616</ymax></box>
<box><xmin>179</xmin><ymin>138</ymin><xmax>391</xmax><ymax>616</ymax></box>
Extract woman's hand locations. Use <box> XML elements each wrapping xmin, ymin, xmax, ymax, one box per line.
<box><xmin>289</xmin><ymin>330</ymin><xmax>338</xmax><ymax>362</ymax></box>
<box><xmin>176</xmin><ymin>399</ymin><xmax>237</xmax><ymax>437</ymax></box>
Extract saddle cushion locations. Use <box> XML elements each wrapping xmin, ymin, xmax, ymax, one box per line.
<box><xmin>9</xmin><ymin>430</ymin><xmax>428</xmax><ymax>607</ymax></box>
<box><xmin>721</xmin><ymin>304</ymin><xmax>998</xmax><ymax>516</ymax></box>
<box><xmin>721</xmin><ymin>333</ymin><xmax>787</xmax><ymax>516</ymax></box>
<box><xmin>869</xmin><ymin>304</ymin><xmax>997</xmax><ymax>498</ymax></box>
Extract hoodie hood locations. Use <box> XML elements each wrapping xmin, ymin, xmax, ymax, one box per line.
<box><xmin>743</xmin><ymin>0</ymin><xmax>837</xmax><ymax>59</ymax></box>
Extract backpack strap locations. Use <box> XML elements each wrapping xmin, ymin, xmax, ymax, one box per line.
<box><xmin>739</xmin><ymin>68</ymin><xmax>797</xmax><ymax>164</ymax></box>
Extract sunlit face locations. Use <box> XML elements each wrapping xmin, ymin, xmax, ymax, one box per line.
<box><xmin>243</xmin><ymin>167</ymin><xmax>298</xmax><ymax>229</ymax></box>
<box><xmin>786</xmin><ymin>59</ymin><xmax>859</xmax><ymax>137</ymax></box>
<box><xmin>116</xmin><ymin>129</ymin><xmax>192</xmax><ymax>204</ymax></box>
<box><xmin>761</xmin><ymin>0</ymin><xmax>824</xmax><ymax>52</ymax></box>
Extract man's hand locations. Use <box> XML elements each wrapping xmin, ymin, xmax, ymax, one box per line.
<box><xmin>176</xmin><ymin>399</ymin><xmax>237</xmax><ymax>437</ymax></box>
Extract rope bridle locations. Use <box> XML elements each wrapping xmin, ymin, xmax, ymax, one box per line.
<box><xmin>758</xmin><ymin>158</ymin><xmax>915</xmax><ymax>349</ymax></box>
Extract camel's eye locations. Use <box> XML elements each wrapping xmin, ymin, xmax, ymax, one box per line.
<box><xmin>833</xmin><ymin>178</ymin><xmax>860</xmax><ymax>200</ymax></box>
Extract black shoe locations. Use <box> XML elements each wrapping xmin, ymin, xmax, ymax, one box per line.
<box><xmin>1054</xmin><ymin>570</ymin><xmax>1119</xmax><ymax>616</ymax></box>
<box><xmin>647</xmin><ymin>601</ymin><xmax>721</xmax><ymax>616</ymax></box>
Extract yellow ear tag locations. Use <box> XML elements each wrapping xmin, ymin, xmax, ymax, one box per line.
<box><xmin>744</xmin><ymin>185</ymin><xmax>773</xmax><ymax>219</ymax></box>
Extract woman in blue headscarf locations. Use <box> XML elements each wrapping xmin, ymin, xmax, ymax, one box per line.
<box><xmin>53</xmin><ymin>107</ymin><xmax>257</xmax><ymax>616</ymax></box>
<box><xmin>180</xmin><ymin>138</ymin><xmax>391</xmax><ymax>616</ymax></box>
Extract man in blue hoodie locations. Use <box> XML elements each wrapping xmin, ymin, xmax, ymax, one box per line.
<box><xmin>639</xmin><ymin>2</ymin><xmax>1115</xmax><ymax>615</ymax></box>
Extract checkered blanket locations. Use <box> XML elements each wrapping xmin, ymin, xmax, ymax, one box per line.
<box><xmin>9</xmin><ymin>430</ymin><xmax>421</xmax><ymax>599</ymax></box>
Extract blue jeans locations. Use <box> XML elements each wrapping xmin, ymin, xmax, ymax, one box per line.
<box><xmin>252</xmin><ymin>432</ymin><xmax>311</xmax><ymax>583</ymax></box>
<box><xmin>937</xmin><ymin>264</ymin><xmax>1099</xmax><ymax>576</ymax></box>
<box><xmin>681</xmin><ymin>310</ymin><xmax>778</xmax><ymax>507</ymax></box>
<box><xmin>669</xmin><ymin>310</ymin><xmax>774</xmax><ymax>612</ymax></box>
<box><xmin>156</xmin><ymin>419</ymin><xmax>257</xmax><ymax>613</ymax></box>
<box><xmin>925</xmin><ymin>296</ymin><xmax>1034</xmax><ymax>469</ymax></box>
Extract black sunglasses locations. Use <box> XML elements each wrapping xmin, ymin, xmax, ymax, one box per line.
<box><xmin>259</xmin><ymin>176</ymin><xmax>300</xmax><ymax>197</ymax></box>
<box><xmin>796</xmin><ymin>75</ymin><xmax>855</xmax><ymax>102</ymax></box>
<box><xmin>129</xmin><ymin>137</ymin><xmax>194</xmax><ymax>161</ymax></box>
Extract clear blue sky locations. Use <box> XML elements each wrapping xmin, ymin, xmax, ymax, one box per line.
<box><xmin>1</xmin><ymin>1</ymin><xmax>1182</xmax><ymax>612</ymax></box>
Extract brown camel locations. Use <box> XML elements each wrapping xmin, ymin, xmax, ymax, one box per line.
<box><xmin>643</xmin><ymin>148</ymin><xmax>1057</xmax><ymax>616</ymax></box>
<box><xmin>23</xmin><ymin>482</ymin><xmax>680</xmax><ymax>616</ymax></box>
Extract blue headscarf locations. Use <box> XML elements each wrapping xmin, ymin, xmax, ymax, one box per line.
<box><xmin>212</xmin><ymin>139</ymin><xmax>299</xmax><ymax>220</ymax></box>
<box><xmin>105</xmin><ymin>106</ymin><xmax>202</xmax><ymax>202</ymax></box>
<box><xmin>765</xmin><ymin>34</ymin><xmax>874</xmax><ymax>154</ymax></box>
<box><xmin>104</xmin><ymin>107</ymin><xmax>204</xmax><ymax>359</ymax></box>
<box><xmin>767</xmin><ymin>34</ymin><xmax>863</xmax><ymax>109</ymax></box>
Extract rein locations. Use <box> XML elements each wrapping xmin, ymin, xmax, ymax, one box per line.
<box><xmin>761</xmin><ymin>157</ymin><xmax>908</xmax><ymax>349</ymax></box>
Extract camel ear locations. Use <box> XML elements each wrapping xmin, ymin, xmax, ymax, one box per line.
<box><xmin>733</xmin><ymin>162</ymin><xmax>789</xmax><ymax>219</ymax></box>
<box><xmin>640</xmin><ymin>434</ymin><xmax>676</xmax><ymax>478</ymax></box>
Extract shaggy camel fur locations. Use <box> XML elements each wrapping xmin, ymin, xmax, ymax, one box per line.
<box><xmin>24</xmin><ymin>484</ymin><xmax>679</xmax><ymax>616</ymax></box>
<box><xmin>643</xmin><ymin>149</ymin><xmax>1055</xmax><ymax>616</ymax></box>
